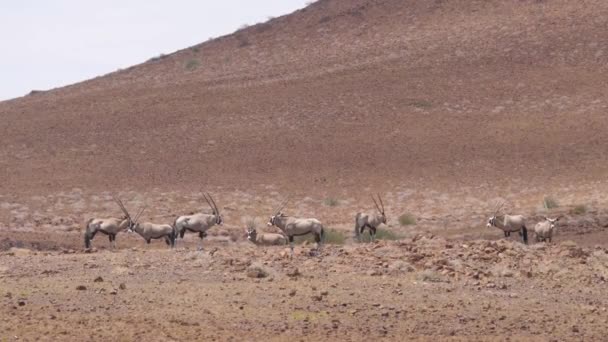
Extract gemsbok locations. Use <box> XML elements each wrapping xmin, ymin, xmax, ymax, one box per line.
<box><xmin>84</xmin><ymin>197</ymin><xmax>132</xmax><ymax>249</ymax></box>
<box><xmin>246</xmin><ymin>226</ymin><xmax>288</xmax><ymax>246</ymax></box>
<box><xmin>354</xmin><ymin>194</ymin><xmax>387</xmax><ymax>242</ymax></box>
<box><xmin>534</xmin><ymin>216</ymin><xmax>562</xmax><ymax>243</ymax></box>
<box><xmin>119</xmin><ymin>202</ymin><xmax>177</xmax><ymax>248</ymax></box>
<box><xmin>486</xmin><ymin>201</ymin><xmax>529</xmax><ymax>244</ymax></box>
<box><xmin>173</xmin><ymin>192</ymin><xmax>223</xmax><ymax>250</ymax></box>
<box><xmin>267</xmin><ymin>198</ymin><xmax>325</xmax><ymax>256</ymax></box>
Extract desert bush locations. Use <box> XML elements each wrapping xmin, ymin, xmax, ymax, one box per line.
<box><xmin>357</xmin><ymin>227</ymin><xmax>400</xmax><ymax>242</ymax></box>
<box><xmin>147</xmin><ymin>53</ymin><xmax>167</xmax><ymax>62</ymax></box>
<box><xmin>570</xmin><ymin>204</ymin><xmax>587</xmax><ymax>215</ymax></box>
<box><xmin>185</xmin><ymin>59</ymin><xmax>199</xmax><ymax>71</ymax></box>
<box><xmin>323</xmin><ymin>198</ymin><xmax>339</xmax><ymax>207</ymax></box>
<box><xmin>418</xmin><ymin>270</ymin><xmax>445</xmax><ymax>283</ymax></box>
<box><xmin>543</xmin><ymin>196</ymin><xmax>559</xmax><ymax>209</ymax></box>
<box><xmin>294</xmin><ymin>228</ymin><xmax>345</xmax><ymax>245</ymax></box>
<box><xmin>398</xmin><ymin>213</ymin><xmax>416</xmax><ymax>226</ymax></box>
<box><xmin>375</xmin><ymin>228</ymin><xmax>400</xmax><ymax>240</ymax></box>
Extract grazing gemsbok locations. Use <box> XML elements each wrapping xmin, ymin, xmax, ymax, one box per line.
<box><xmin>116</xmin><ymin>201</ymin><xmax>176</xmax><ymax>248</ymax></box>
<box><xmin>354</xmin><ymin>194</ymin><xmax>387</xmax><ymax>242</ymax></box>
<box><xmin>534</xmin><ymin>216</ymin><xmax>562</xmax><ymax>243</ymax></box>
<box><xmin>267</xmin><ymin>198</ymin><xmax>325</xmax><ymax>256</ymax></box>
<box><xmin>173</xmin><ymin>193</ymin><xmax>223</xmax><ymax>250</ymax></box>
<box><xmin>84</xmin><ymin>197</ymin><xmax>132</xmax><ymax>249</ymax></box>
<box><xmin>486</xmin><ymin>201</ymin><xmax>529</xmax><ymax>244</ymax></box>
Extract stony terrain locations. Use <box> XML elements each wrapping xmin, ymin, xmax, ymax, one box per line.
<box><xmin>2</xmin><ymin>235</ymin><xmax>608</xmax><ymax>341</ymax></box>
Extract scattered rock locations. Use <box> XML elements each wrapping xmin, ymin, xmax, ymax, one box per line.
<box><xmin>247</xmin><ymin>264</ymin><xmax>269</xmax><ymax>278</ymax></box>
<box><xmin>311</xmin><ymin>295</ymin><xmax>323</xmax><ymax>301</ymax></box>
<box><xmin>367</xmin><ymin>269</ymin><xmax>382</xmax><ymax>276</ymax></box>
<box><xmin>76</xmin><ymin>285</ymin><xmax>87</xmax><ymax>291</ymax></box>
<box><xmin>18</xmin><ymin>300</ymin><xmax>26</xmax><ymax>306</ymax></box>
<box><xmin>288</xmin><ymin>289</ymin><xmax>297</xmax><ymax>297</ymax></box>
<box><xmin>388</xmin><ymin>261</ymin><xmax>414</xmax><ymax>273</ymax></box>
<box><xmin>286</xmin><ymin>267</ymin><xmax>301</xmax><ymax>278</ymax></box>
<box><xmin>8</xmin><ymin>247</ymin><xmax>32</xmax><ymax>256</ymax></box>
<box><xmin>119</xmin><ymin>283</ymin><xmax>127</xmax><ymax>290</ymax></box>
<box><xmin>93</xmin><ymin>276</ymin><xmax>104</xmax><ymax>283</ymax></box>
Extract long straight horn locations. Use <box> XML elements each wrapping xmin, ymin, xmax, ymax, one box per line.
<box><xmin>207</xmin><ymin>193</ymin><xmax>220</xmax><ymax>215</ymax></box>
<box><xmin>202</xmin><ymin>192</ymin><xmax>215</xmax><ymax>213</ymax></box>
<box><xmin>275</xmin><ymin>196</ymin><xmax>289</xmax><ymax>215</ymax></box>
<box><xmin>494</xmin><ymin>200</ymin><xmax>505</xmax><ymax>216</ymax></box>
<box><xmin>377</xmin><ymin>193</ymin><xmax>385</xmax><ymax>214</ymax></box>
<box><xmin>371</xmin><ymin>195</ymin><xmax>382</xmax><ymax>214</ymax></box>
<box><xmin>133</xmin><ymin>205</ymin><xmax>147</xmax><ymax>225</ymax></box>
<box><xmin>113</xmin><ymin>196</ymin><xmax>131</xmax><ymax>220</ymax></box>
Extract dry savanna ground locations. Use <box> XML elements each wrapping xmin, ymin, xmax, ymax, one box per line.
<box><xmin>1</xmin><ymin>188</ymin><xmax>608</xmax><ymax>341</ymax></box>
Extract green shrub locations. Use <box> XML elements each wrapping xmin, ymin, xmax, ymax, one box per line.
<box><xmin>148</xmin><ymin>53</ymin><xmax>167</xmax><ymax>62</ymax></box>
<box><xmin>375</xmin><ymin>228</ymin><xmax>400</xmax><ymax>240</ymax></box>
<box><xmin>398</xmin><ymin>213</ymin><xmax>416</xmax><ymax>226</ymax></box>
<box><xmin>543</xmin><ymin>196</ymin><xmax>559</xmax><ymax>209</ymax></box>
<box><xmin>185</xmin><ymin>59</ymin><xmax>199</xmax><ymax>71</ymax></box>
<box><xmin>357</xmin><ymin>227</ymin><xmax>400</xmax><ymax>242</ymax></box>
<box><xmin>323</xmin><ymin>198</ymin><xmax>339</xmax><ymax>207</ymax></box>
<box><xmin>294</xmin><ymin>229</ymin><xmax>345</xmax><ymax>245</ymax></box>
<box><xmin>571</xmin><ymin>204</ymin><xmax>587</xmax><ymax>215</ymax></box>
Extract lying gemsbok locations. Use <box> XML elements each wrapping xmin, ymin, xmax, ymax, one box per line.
<box><xmin>354</xmin><ymin>194</ymin><xmax>387</xmax><ymax>242</ymax></box>
<box><xmin>267</xmin><ymin>197</ymin><xmax>325</xmax><ymax>256</ymax></box>
<box><xmin>84</xmin><ymin>196</ymin><xmax>131</xmax><ymax>249</ymax></box>
<box><xmin>115</xmin><ymin>200</ymin><xmax>176</xmax><ymax>248</ymax></box>
<box><xmin>173</xmin><ymin>192</ymin><xmax>223</xmax><ymax>250</ymax></box>
<box><xmin>486</xmin><ymin>201</ymin><xmax>528</xmax><ymax>244</ymax></box>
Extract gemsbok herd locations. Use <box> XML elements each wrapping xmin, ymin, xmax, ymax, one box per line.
<box><xmin>84</xmin><ymin>194</ymin><xmax>564</xmax><ymax>254</ymax></box>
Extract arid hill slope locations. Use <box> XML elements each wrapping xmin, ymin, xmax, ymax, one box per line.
<box><xmin>1</xmin><ymin>0</ymin><xmax>607</xmax><ymax>195</ymax></box>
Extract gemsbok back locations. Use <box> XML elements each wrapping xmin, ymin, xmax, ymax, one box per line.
<box><xmin>355</xmin><ymin>194</ymin><xmax>387</xmax><ymax>242</ymax></box>
<box><xmin>117</xmin><ymin>201</ymin><xmax>176</xmax><ymax>248</ymax></box>
<box><xmin>267</xmin><ymin>198</ymin><xmax>324</xmax><ymax>256</ymax></box>
<box><xmin>173</xmin><ymin>192</ymin><xmax>223</xmax><ymax>250</ymax></box>
<box><xmin>486</xmin><ymin>201</ymin><xmax>529</xmax><ymax>244</ymax></box>
<box><xmin>84</xmin><ymin>197</ymin><xmax>132</xmax><ymax>249</ymax></box>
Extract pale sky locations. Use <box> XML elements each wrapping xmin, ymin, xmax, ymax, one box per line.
<box><xmin>0</xmin><ymin>1</ymin><xmax>311</xmax><ymax>101</ymax></box>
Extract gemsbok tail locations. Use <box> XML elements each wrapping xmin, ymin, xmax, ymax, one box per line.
<box><xmin>354</xmin><ymin>213</ymin><xmax>361</xmax><ymax>241</ymax></box>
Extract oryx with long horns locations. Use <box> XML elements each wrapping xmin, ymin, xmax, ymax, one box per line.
<box><xmin>173</xmin><ymin>192</ymin><xmax>223</xmax><ymax>250</ymax></box>
<box><xmin>267</xmin><ymin>197</ymin><xmax>325</xmax><ymax>256</ymax></box>
<box><xmin>486</xmin><ymin>200</ymin><xmax>528</xmax><ymax>244</ymax></box>
<box><xmin>118</xmin><ymin>202</ymin><xmax>176</xmax><ymax>248</ymax></box>
<box><xmin>83</xmin><ymin>196</ymin><xmax>132</xmax><ymax>249</ymax></box>
<box><xmin>354</xmin><ymin>194</ymin><xmax>387</xmax><ymax>242</ymax></box>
